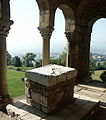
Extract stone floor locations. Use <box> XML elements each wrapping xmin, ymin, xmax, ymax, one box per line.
<box><xmin>1</xmin><ymin>82</ymin><xmax>106</xmax><ymax>120</ymax></box>
<box><xmin>74</xmin><ymin>82</ymin><xmax>106</xmax><ymax>120</ymax></box>
<box><xmin>0</xmin><ymin>111</ymin><xmax>12</xmax><ymax>120</ymax></box>
<box><xmin>6</xmin><ymin>93</ymin><xmax>99</xmax><ymax>120</ymax></box>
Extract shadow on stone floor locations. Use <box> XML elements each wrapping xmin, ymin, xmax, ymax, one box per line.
<box><xmin>75</xmin><ymin>82</ymin><xmax>106</xmax><ymax>120</ymax></box>
<box><xmin>81</xmin><ymin>80</ymin><xmax>105</xmax><ymax>88</ymax></box>
<box><xmin>7</xmin><ymin>95</ymin><xmax>99</xmax><ymax>120</ymax></box>
<box><xmin>91</xmin><ymin>106</ymin><xmax>106</xmax><ymax>120</ymax></box>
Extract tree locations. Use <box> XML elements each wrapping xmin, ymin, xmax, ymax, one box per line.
<box><xmin>100</xmin><ymin>71</ymin><xmax>106</xmax><ymax>83</ymax></box>
<box><xmin>22</xmin><ymin>52</ymin><xmax>36</xmax><ymax>67</ymax></box>
<box><xmin>7</xmin><ymin>51</ymin><xmax>12</xmax><ymax>65</ymax></box>
<box><xmin>35</xmin><ymin>59</ymin><xmax>42</xmax><ymax>68</ymax></box>
<box><xmin>57</xmin><ymin>48</ymin><xmax>67</xmax><ymax>66</ymax></box>
<box><xmin>50</xmin><ymin>57</ymin><xmax>59</xmax><ymax>64</ymax></box>
<box><xmin>12</xmin><ymin>56</ymin><xmax>22</xmax><ymax>67</ymax></box>
<box><xmin>103</xmin><ymin>61</ymin><xmax>106</xmax><ymax>70</ymax></box>
<box><xmin>50</xmin><ymin>48</ymin><xmax>67</xmax><ymax>66</ymax></box>
<box><xmin>89</xmin><ymin>53</ymin><xmax>96</xmax><ymax>79</ymax></box>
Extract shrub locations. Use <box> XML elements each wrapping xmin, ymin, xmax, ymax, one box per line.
<box><xmin>96</xmin><ymin>66</ymin><xmax>106</xmax><ymax>70</ymax></box>
<box><xmin>100</xmin><ymin>71</ymin><xmax>106</xmax><ymax>83</ymax></box>
<box><xmin>16</xmin><ymin>68</ymin><xmax>22</xmax><ymax>71</ymax></box>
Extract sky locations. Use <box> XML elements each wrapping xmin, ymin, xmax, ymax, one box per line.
<box><xmin>7</xmin><ymin>0</ymin><xmax>106</xmax><ymax>56</ymax></box>
<box><xmin>91</xmin><ymin>19</ymin><xmax>106</xmax><ymax>53</ymax></box>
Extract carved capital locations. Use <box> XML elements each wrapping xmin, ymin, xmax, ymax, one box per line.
<box><xmin>38</xmin><ymin>26</ymin><xmax>54</xmax><ymax>40</ymax></box>
<box><xmin>0</xmin><ymin>19</ymin><xmax>13</xmax><ymax>37</ymax></box>
<box><xmin>65</xmin><ymin>32</ymin><xmax>73</xmax><ymax>41</ymax></box>
<box><xmin>65</xmin><ymin>31</ymin><xmax>79</xmax><ymax>46</ymax></box>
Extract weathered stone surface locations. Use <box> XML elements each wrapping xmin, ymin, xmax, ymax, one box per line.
<box><xmin>6</xmin><ymin>93</ymin><xmax>100</xmax><ymax>120</ymax></box>
<box><xmin>77</xmin><ymin>89</ymin><xmax>103</xmax><ymax>99</ymax></box>
<box><xmin>6</xmin><ymin>104</ymin><xmax>41</xmax><ymax>120</ymax></box>
<box><xmin>25</xmin><ymin>64</ymin><xmax>77</xmax><ymax>113</ymax></box>
<box><xmin>25</xmin><ymin>64</ymin><xmax>77</xmax><ymax>86</ymax></box>
<box><xmin>78</xmin><ymin>84</ymin><xmax>106</xmax><ymax>92</ymax></box>
<box><xmin>0</xmin><ymin>111</ymin><xmax>12</xmax><ymax>120</ymax></box>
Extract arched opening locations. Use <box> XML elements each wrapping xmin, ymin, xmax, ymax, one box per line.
<box><xmin>7</xmin><ymin>0</ymin><xmax>42</xmax><ymax>98</ymax></box>
<box><xmin>50</xmin><ymin>8</ymin><xmax>67</xmax><ymax>66</ymax></box>
<box><xmin>90</xmin><ymin>18</ymin><xmax>106</xmax><ymax>86</ymax></box>
<box><xmin>59</xmin><ymin>4</ymin><xmax>75</xmax><ymax>67</ymax></box>
<box><xmin>50</xmin><ymin>4</ymin><xmax>75</xmax><ymax>67</ymax></box>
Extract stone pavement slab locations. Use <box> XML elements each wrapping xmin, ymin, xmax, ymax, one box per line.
<box><xmin>78</xmin><ymin>84</ymin><xmax>106</xmax><ymax>92</ymax></box>
<box><xmin>6</xmin><ymin>93</ymin><xmax>99</xmax><ymax>120</ymax></box>
<box><xmin>76</xmin><ymin>89</ymin><xmax>103</xmax><ymax>99</ymax></box>
<box><xmin>0</xmin><ymin>111</ymin><xmax>12</xmax><ymax>120</ymax></box>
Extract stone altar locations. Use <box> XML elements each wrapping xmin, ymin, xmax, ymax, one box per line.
<box><xmin>25</xmin><ymin>64</ymin><xmax>77</xmax><ymax>113</ymax></box>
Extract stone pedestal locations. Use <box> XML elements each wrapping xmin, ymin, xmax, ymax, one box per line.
<box><xmin>25</xmin><ymin>64</ymin><xmax>77</xmax><ymax>113</ymax></box>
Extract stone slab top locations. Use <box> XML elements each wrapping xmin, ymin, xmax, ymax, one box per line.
<box><xmin>27</xmin><ymin>64</ymin><xmax>76</xmax><ymax>76</ymax></box>
<box><xmin>25</xmin><ymin>64</ymin><xmax>77</xmax><ymax>86</ymax></box>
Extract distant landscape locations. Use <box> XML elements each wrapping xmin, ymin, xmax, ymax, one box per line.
<box><xmin>8</xmin><ymin>49</ymin><xmax>106</xmax><ymax>59</ymax></box>
<box><xmin>7</xmin><ymin>49</ymin><xmax>106</xmax><ymax>98</ymax></box>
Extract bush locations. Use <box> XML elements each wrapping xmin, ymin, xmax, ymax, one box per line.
<box><xmin>96</xmin><ymin>66</ymin><xmax>106</xmax><ymax>70</ymax></box>
<box><xmin>16</xmin><ymin>68</ymin><xmax>22</xmax><ymax>71</ymax></box>
<box><xmin>100</xmin><ymin>71</ymin><xmax>106</xmax><ymax>83</ymax></box>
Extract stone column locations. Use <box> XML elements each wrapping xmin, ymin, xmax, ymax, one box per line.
<box><xmin>66</xmin><ymin>29</ymin><xmax>81</xmax><ymax>82</ymax></box>
<box><xmin>79</xmin><ymin>32</ymin><xmax>91</xmax><ymax>82</ymax></box>
<box><xmin>65</xmin><ymin>32</ymin><xmax>72</xmax><ymax>67</ymax></box>
<box><xmin>38</xmin><ymin>26</ymin><xmax>54</xmax><ymax>66</ymax></box>
<box><xmin>0</xmin><ymin>19</ymin><xmax>13</xmax><ymax>111</ymax></box>
<box><xmin>70</xmin><ymin>29</ymin><xmax>91</xmax><ymax>83</ymax></box>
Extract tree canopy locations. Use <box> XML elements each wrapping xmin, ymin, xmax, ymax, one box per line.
<box><xmin>22</xmin><ymin>52</ymin><xmax>36</xmax><ymax>67</ymax></box>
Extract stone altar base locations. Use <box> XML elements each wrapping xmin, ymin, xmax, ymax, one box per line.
<box><xmin>6</xmin><ymin>94</ymin><xmax>100</xmax><ymax>120</ymax></box>
<box><xmin>25</xmin><ymin>65</ymin><xmax>77</xmax><ymax>113</ymax></box>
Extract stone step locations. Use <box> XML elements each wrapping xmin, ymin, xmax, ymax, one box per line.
<box><xmin>0</xmin><ymin>111</ymin><xmax>12</xmax><ymax>120</ymax></box>
<box><xmin>6</xmin><ymin>94</ymin><xmax>100</xmax><ymax>120</ymax></box>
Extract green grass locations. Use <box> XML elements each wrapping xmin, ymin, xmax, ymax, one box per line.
<box><xmin>7</xmin><ymin>69</ymin><xmax>25</xmax><ymax>98</ymax></box>
<box><xmin>8</xmin><ymin>66</ymin><xmax>34</xmax><ymax>72</ymax></box>
<box><xmin>92</xmin><ymin>70</ymin><xmax>106</xmax><ymax>81</ymax></box>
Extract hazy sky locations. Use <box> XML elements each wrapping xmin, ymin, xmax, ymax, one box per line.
<box><xmin>7</xmin><ymin>0</ymin><xmax>106</xmax><ymax>56</ymax></box>
<box><xmin>91</xmin><ymin>19</ymin><xmax>106</xmax><ymax>52</ymax></box>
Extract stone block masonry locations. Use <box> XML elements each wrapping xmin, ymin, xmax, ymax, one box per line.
<box><xmin>25</xmin><ymin>64</ymin><xmax>77</xmax><ymax>113</ymax></box>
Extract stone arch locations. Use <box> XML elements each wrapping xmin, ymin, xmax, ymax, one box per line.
<box><xmin>78</xmin><ymin>0</ymin><xmax>106</xmax><ymax>28</ymax></box>
<box><xmin>37</xmin><ymin>2</ymin><xmax>75</xmax><ymax>66</ymax></box>
<box><xmin>73</xmin><ymin>0</ymin><xmax>106</xmax><ymax>82</ymax></box>
<box><xmin>76</xmin><ymin>0</ymin><xmax>92</xmax><ymax>18</ymax></box>
<box><xmin>36</xmin><ymin>0</ymin><xmax>49</xmax><ymax>10</ymax></box>
<box><xmin>53</xmin><ymin>4</ymin><xmax>75</xmax><ymax>67</ymax></box>
<box><xmin>59</xmin><ymin>4</ymin><xmax>75</xmax><ymax>33</ymax></box>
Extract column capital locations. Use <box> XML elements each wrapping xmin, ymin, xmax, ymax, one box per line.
<box><xmin>65</xmin><ymin>31</ymin><xmax>80</xmax><ymax>46</ymax></box>
<box><xmin>38</xmin><ymin>26</ymin><xmax>54</xmax><ymax>40</ymax></box>
<box><xmin>38</xmin><ymin>26</ymin><xmax>54</xmax><ymax>66</ymax></box>
<box><xmin>0</xmin><ymin>19</ymin><xmax>13</xmax><ymax>37</ymax></box>
<box><xmin>65</xmin><ymin>32</ymin><xmax>73</xmax><ymax>41</ymax></box>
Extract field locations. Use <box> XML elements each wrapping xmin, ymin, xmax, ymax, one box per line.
<box><xmin>7</xmin><ymin>69</ymin><xmax>25</xmax><ymax>98</ymax></box>
<box><xmin>92</xmin><ymin>70</ymin><xmax>106</xmax><ymax>81</ymax></box>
